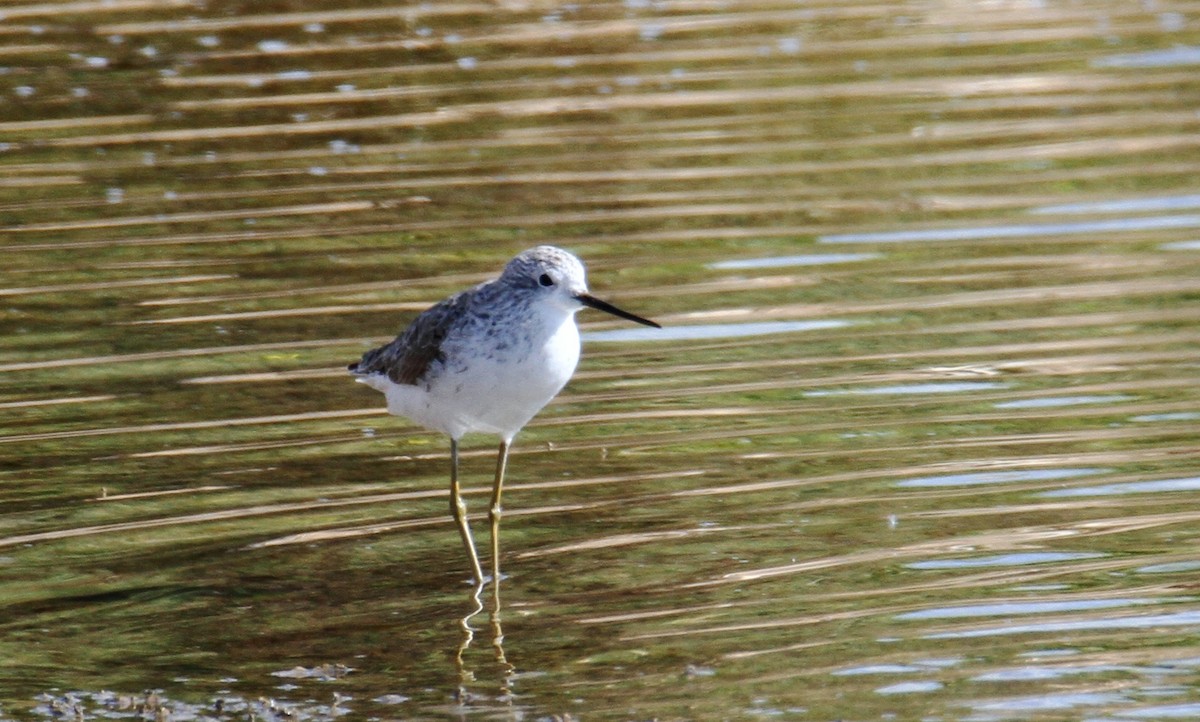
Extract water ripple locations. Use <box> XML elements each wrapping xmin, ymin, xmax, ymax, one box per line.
<box><xmin>993</xmin><ymin>394</ymin><xmax>1133</xmax><ymax>409</ymax></box>
<box><xmin>907</xmin><ymin>552</ymin><xmax>1104</xmax><ymax>570</ymax></box>
<box><xmin>819</xmin><ymin>214</ymin><xmax>1200</xmax><ymax>244</ymax></box>
<box><xmin>926</xmin><ymin>609</ymin><xmax>1200</xmax><ymax>639</ymax></box>
<box><xmin>1030</xmin><ymin>193</ymin><xmax>1200</xmax><ymax>215</ymax></box>
<box><xmin>875</xmin><ymin>680</ymin><xmax>943</xmax><ymax>695</ymax></box>
<box><xmin>1040</xmin><ymin>476</ymin><xmax>1200</xmax><ymax>497</ymax></box>
<box><xmin>1093</xmin><ymin>46</ymin><xmax>1200</xmax><ymax>68</ymax></box>
<box><xmin>967</xmin><ymin>691</ymin><xmax>1126</xmax><ymax>713</ymax></box>
<box><xmin>895</xmin><ymin>467</ymin><xmax>1107</xmax><ymax>488</ymax></box>
<box><xmin>897</xmin><ymin>598</ymin><xmax>1156</xmax><ymax>620</ymax></box>
<box><xmin>806</xmin><ymin>382</ymin><xmax>1007</xmax><ymax>396</ymax></box>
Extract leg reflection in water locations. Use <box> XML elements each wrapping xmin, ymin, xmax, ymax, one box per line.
<box><xmin>454</xmin><ymin>580</ymin><xmax>515</xmax><ymax>710</ymax></box>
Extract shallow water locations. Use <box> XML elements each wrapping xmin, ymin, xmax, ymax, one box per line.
<box><xmin>2</xmin><ymin>0</ymin><xmax>1200</xmax><ymax>720</ymax></box>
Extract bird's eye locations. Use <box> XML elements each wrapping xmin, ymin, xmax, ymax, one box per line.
<box><xmin>538</xmin><ymin>273</ymin><xmax>554</xmax><ymax>287</ymax></box>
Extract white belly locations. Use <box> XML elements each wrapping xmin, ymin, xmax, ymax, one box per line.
<box><xmin>364</xmin><ymin>314</ymin><xmax>581</xmax><ymax>441</ymax></box>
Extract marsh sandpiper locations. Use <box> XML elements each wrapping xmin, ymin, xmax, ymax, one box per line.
<box><xmin>349</xmin><ymin>246</ymin><xmax>660</xmax><ymax>585</ymax></box>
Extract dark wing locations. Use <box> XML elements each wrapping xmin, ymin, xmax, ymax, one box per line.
<box><xmin>349</xmin><ymin>289</ymin><xmax>472</xmax><ymax>386</ymax></box>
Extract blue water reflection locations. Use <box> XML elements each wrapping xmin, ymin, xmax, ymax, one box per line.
<box><xmin>818</xmin><ymin>215</ymin><xmax>1200</xmax><ymax>244</ymax></box>
<box><xmin>907</xmin><ymin>552</ymin><xmax>1103</xmax><ymax>570</ymax></box>
<box><xmin>993</xmin><ymin>394</ymin><xmax>1132</xmax><ymax>409</ymax></box>
<box><xmin>833</xmin><ymin>663</ymin><xmax>924</xmax><ymax>676</ymax></box>
<box><xmin>1117</xmin><ymin>702</ymin><xmax>1200</xmax><ymax>718</ymax></box>
<box><xmin>967</xmin><ymin>691</ymin><xmax>1126</xmax><ymax>713</ymax></box>
<box><xmin>1136</xmin><ymin>561</ymin><xmax>1200</xmax><ymax>574</ymax></box>
<box><xmin>1040</xmin><ymin>476</ymin><xmax>1200</xmax><ymax>497</ymax></box>
<box><xmin>1130</xmin><ymin>411</ymin><xmax>1200</xmax><ymax>422</ymax></box>
<box><xmin>806</xmin><ymin>382</ymin><xmax>1006</xmax><ymax>397</ymax></box>
<box><xmin>971</xmin><ymin>664</ymin><xmax>1130</xmax><ymax>682</ymax></box>
<box><xmin>897</xmin><ymin>598</ymin><xmax>1153</xmax><ymax>620</ymax></box>
<box><xmin>895</xmin><ymin>467</ymin><xmax>1107</xmax><ymax>488</ymax></box>
<box><xmin>925</xmin><ymin>609</ymin><xmax>1200</xmax><ymax>639</ymax></box>
<box><xmin>1162</xmin><ymin>240</ymin><xmax>1200</xmax><ymax>251</ymax></box>
<box><xmin>1092</xmin><ymin>45</ymin><xmax>1200</xmax><ymax>68</ymax></box>
<box><xmin>1031</xmin><ymin>194</ymin><xmax>1200</xmax><ymax>215</ymax></box>
<box><xmin>875</xmin><ymin>680</ymin><xmax>943</xmax><ymax>695</ymax></box>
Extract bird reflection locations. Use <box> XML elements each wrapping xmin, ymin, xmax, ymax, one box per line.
<box><xmin>454</xmin><ymin>581</ymin><xmax>515</xmax><ymax>712</ymax></box>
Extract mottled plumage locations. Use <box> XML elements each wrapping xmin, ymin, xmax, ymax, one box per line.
<box><xmin>349</xmin><ymin>246</ymin><xmax>659</xmax><ymax>585</ymax></box>
<box><xmin>349</xmin><ymin>287</ymin><xmax>471</xmax><ymax>386</ymax></box>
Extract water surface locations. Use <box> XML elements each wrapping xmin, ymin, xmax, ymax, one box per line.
<box><xmin>2</xmin><ymin>1</ymin><xmax>1200</xmax><ymax>720</ymax></box>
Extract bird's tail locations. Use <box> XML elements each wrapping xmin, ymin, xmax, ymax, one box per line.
<box><xmin>348</xmin><ymin>344</ymin><xmax>388</xmax><ymax>377</ymax></box>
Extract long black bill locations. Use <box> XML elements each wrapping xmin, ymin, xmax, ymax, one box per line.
<box><xmin>576</xmin><ymin>293</ymin><xmax>661</xmax><ymax>328</ymax></box>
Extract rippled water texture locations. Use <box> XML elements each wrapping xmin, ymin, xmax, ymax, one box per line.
<box><xmin>2</xmin><ymin>1</ymin><xmax>1200</xmax><ymax>720</ymax></box>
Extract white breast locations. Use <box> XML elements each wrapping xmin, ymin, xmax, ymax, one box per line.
<box><xmin>371</xmin><ymin>310</ymin><xmax>581</xmax><ymax>441</ymax></box>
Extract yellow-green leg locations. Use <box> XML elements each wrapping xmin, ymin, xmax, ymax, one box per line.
<box><xmin>488</xmin><ymin>440</ymin><xmax>511</xmax><ymax>584</ymax></box>
<box><xmin>449</xmin><ymin>438</ymin><xmax>485</xmax><ymax>585</ymax></box>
